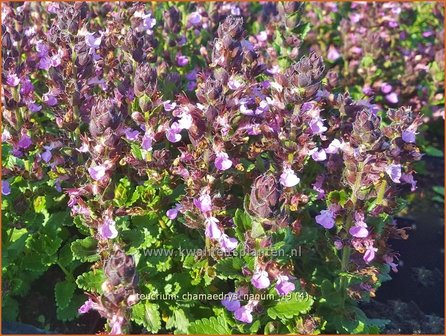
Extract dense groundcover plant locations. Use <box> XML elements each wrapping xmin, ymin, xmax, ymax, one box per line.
<box><xmin>1</xmin><ymin>2</ymin><xmax>426</xmax><ymax>334</ymax></box>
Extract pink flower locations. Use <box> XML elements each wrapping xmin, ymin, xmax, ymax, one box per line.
<box><xmin>166</xmin><ymin>122</ymin><xmax>182</xmax><ymax>143</ymax></box>
<box><xmin>381</xmin><ymin>83</ymin><xmax>393</xmax><ymax>94</ymax></box>
<box><xmin>402</xmin><ymin>129</ymin><xmax>416</xmax><ymax>143</ymax></box>
<box><xmin>234</xmin><ymin>305</ymin><xmax>253</xmax><ymax>324</ymax></box>
<box><xmin>166</xmin><ymin>204</ymin><xmax>182</xmax><ymax>220</ymax></box>
<box><xmin>385</xmin><ymin>164</ymin><xmax>402</xmax><ymax>183</ymax></box>
<box><xmin>228</xmin><ymin>78</ymin><xmax>242</xmax><ymax>90</ymax></box>
<box><xmin>178</xmin><ymin>113</ymin><xmax>193</xmax><ymax>130</ymax></box>
<box><xmin>275</xmin><ymin>275</ymin><xmax>295</xmax><ymax>296</ymax></box>
<box><xmin>325</xmin><ymin>139</ymin><xmax>342</xmax><ymax>154</ymax></box>
<box><xmin>385</xmin><ymin>92</ymin><xmax>399</xmax><ymax>104</ymax></box>
<box><xmin>383</xmin><ymin>254</ymin><xmax>399</xmax><ymax>272</ymax></box>
<box><xmin>363</xmin><ymin>242</ymin><xmax>378</xmax><ymax>264</ymax></box>
<box><xmin>312</xmin><ymin>175</ymin><xmax>325</xmax><ymax>199</ymax></box>
<box><xmin>205</xmin><ymin>216</ymin><xmax>222</xmax><ymax>240</ymax></box>
<box><xmin>109</xmin><ymin>315</ymin><xmax>124</xmax><ymax>335</ymax></box>
<box><xmin>222</xmin><ymin>293</ymin><xmax>241</xmax><ymax>312</ymax></box>
<box><xmin>251</xmin><ymin>269</ymin><xmax>270</xmax><ymax>289</ymax></box>
<box><xmin>327</xmin><ymin>45</ymin><xmax>341</xmax><ymax>62</ymax></box>
<box><xmin>349</xmin><ymin>212</ymin><xmax>369</xmax><ymax>238</ymax></box>
<box><xmin>315</xmin><ymin>209</ymin><xmax>335</xmax><ymax>229</ymax></box>
<box><xmin>188</xmin><ymin>11</ymin><xmax>202</xmax><ymax>25</ymax></box>
<box><xmin>141</xmin><ymin>132</ymin><xmax>153</xmax><ymax>151</ymax></box>
<box><xmin>334</xmin><ymin>240</ymin><xmax>343</xmax><ymax>250</ymax></box>
<box><xmin>310</xmin><ymin>148</ymin><xmax>327</xmax><ymax>161</ymax></box>
<box><xmin>41</xmin><ymin>148</ymin><xmax>52</xmax><ymax>163</ymax></box>
<box><xmin>98</xmin><ymin>216</ymin><xmax>118</xmax><ymax>239</ymax></box>
<box><xmin>279</xmin><ymin>167</ymin><xmax>300</xmax><ymax>187</ymax></box>
<box><xmin>193</xmin><ymin>193</ymin><xmax>212</xmax><ymax>213</ymax></box>
<box><xmin>163</xmin><ymin>100</ymin><xmax>177</xmax><ymax>112</ymax></box>
<box><xmin>215</xmin><ymin>152</ymin><xmax>233</xmax><ymax>171</ymax></box>
<box><xmin>401</xmin><ymin>173</ymin><xmax>417</xmax><ymax>191</ymax></box>
<box><xmin>88</xmin><ymin>165</ymin><xmax>107</xmax><ymax>181</ymax></box>
<box><xmin>43</xmin><ymin>91</ymin><xmax>58</xmax><ymax>106</ymax></box>
<box><xmin>219</xmin><ymin>234</ymin><xmax>238</xmax><ymax>252</ymax></box>
<box><xmin>78</xmin><ymin>298</ymin><xmax>95</xmax><ymax>314</ymax></box>
<box><xmin>309</xmin><ymin>118</ymin><xmax>327</xmax><ymax>135</ymax></box>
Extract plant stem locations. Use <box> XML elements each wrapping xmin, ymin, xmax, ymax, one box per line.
<box><xmin>339</xmin><ymin>164</ymin><xmax>363</xmax><ymax>300</ymax></box>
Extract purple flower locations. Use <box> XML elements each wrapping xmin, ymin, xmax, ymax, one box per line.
<box><xmin>134</xmin><ymin>10</ymin><xmax>156</xmax><ymax>34</ymax></box>
<box><xmin>124</xmin><ymin>128</ymin><xmax>140</xmax><ymax>141</ymax></box>
<box><xmin>85</xmin><ymin>32</ymin><xmax>102</xmax><ymax>53</ymax></box>
<box><xmin>325</xmin><ymin>139</ymin><xmax>342</xmax><ymax>154</ymax></box>
<box><xmin>349</xmin><ymin>225</ymin><xmax>369</xmax><ymax>238</ymax></box>
<box><xmin>98</xmin><ymin>216</ymin><xmax>118</xmax><ymax>240</ymax></box>
<box><xmin>2</xmin><ymin>180</ymin><xmax>11</xmax><ymax>196</ymax></box>
<box><xmin>141</xmin><ymin>132</ymin><xmax>153</xmax><ymax>151</ymax></box>
<box><xmin>88</xmin><ymin>165</ymin><xmax>107</xmax><ymax>181</ymax></box>
<box><xmin>312</xmin><ymin>175</ymin><xmax>325</xmax><ymax>199</ymax></box>
<box><xmin>383</xmin><ymin>254</ymin><xmax>399</xmax><ymax>272</ymax></box>
<box><xmin>334</xmin><ymin>240</ymin><xmax>343</xmax><ymax>250</ymax></box>
<box><xmin>251</xmin><ymin>270</ymin><xmax>270</xmax><ymax>289</ymax></box>
<box><xmin>166</xmin><ymin>204</ymin><xmax>182</xmax><ymax>220</ymax></box>
<box><xmin>385</xmin><ymin>164</ymin><xmax>402</xmax><ymax>183</ymax></box>
<box><xmin>275</xmin><ymin>276</ymin><xmax>295</xmax><ymax>296</ymax></box>
<box><xmin>402</xmin><ymin>129</ymin><xmax>416</xmax><ymax>143</ymax></box>
<box><xmin>385</xmin><ymin>92</ymin><xmax>399</xmax><ymax>104</ymax></box>
<box><xmin>188</xmin><ymin>12</ymin><xmax>202</xmax><ymax>26</ymax></box>
<box><xmin>43</xmin><ymin>91</ymin><xmax>58</xmax><ymax>106</ymax></box>
<box><xmin>315</xmin><ymin>209</ymin><xmax>335</xmax><ymax>229</ymax></box>
<box><xmin>20</xmin><ymin>77</ymin><xmax>34</xmax><ymax>95</ymax></box>
<box><xmin>279</xmin><ymin>167</ymin><xmax>300</xmax><ymax>187</ymax></box>
<box><xmin>222</xmin><ymin>293</ymin><xmax>241</xmax><ymax>312</ymax></box>
<box><xmin>163</xmin><ymin>100</ymin><xmax>177</xmax><ymax>112</ymax></box>
<box><xmin>109</xmin><ymin>315</ymin><xmax>124</xmax><ymax>335</ymax></box>
<box><xmin>178</xmin><ymin>113</ymin><xmax>193</xmax><ymax>130</ymax></box>
<box><xmin>363</xmin><ymin>242</ymin><xmax>378</xmax><ymax>264</ymax></box>
<box><xmin>193</xmin><ymin>193</ymin><xmax>212</xmax><ymax>213</ymax></box>
<box><xmin>327</xmin><ymin>45</ymin><xmax>341</xmax><ymax>62</ymax></box>
<box><xmin>219</xmin><ymin>234</ymin><xmax>238</xmax><ymax>252</ymax></box>
<box><xmin>18</xmin><ymin>134</ymin><xmax>32</xmax><ymax>149</ymax></box>
<box><xmin>78</xmin><ymin>298</ymin><xmax>94</xmax><ymax>314</ymax></box>
<box><xmin>166</xmin><ymin>122</ymin><xmax>182</xmax><ymax>143</ymax></box>
<box><xmin>205</xmin><ymin>216</ymin><xmax>222</xmax><ymax>240</ymax></box>
<box><xmin>228</xmin><ymin>78</ymin><xmax>242</xmax><ymax>90</ymax></box>
<box><xmin>234</xmin><ymin>305</ymin><xmax>253</xmax><ymax>324</ymax></box>
<box><xmin>176</xmin><ymin>55</ymin><xmax>189</xmax><ymax>67</ymax></box>
<box><xmin>309</xmin><ymin>118</ymin><xmax>327</xmax><ymax>135</ymax></box>
<box><xmin>27</xmin><ymin>102</ymin><xmax>42</xmax><ymax>113</ymax></box>
<box><xmin>381</xmin><ymin>83</ymin><xmax>393</xmax><ymax>94</ymax></box>
<box><xmin>215</xmin><ymin>152</ymin><xmax>233</xmax><ymax>171</ymax></box>
<box><xmin>41</xmin><ymin>148</ymin><xmax>52</xmax><ymax>163</ymax></box>
<box><xmin>310</xmin><ymin>148</ymin><xmax>327</xmax><ymax>161</ymax></box>
<box><xmin>6</xmin><ymin>73</ymin><xmax>20</xmax><ymax>86</ymax></box>
<box><xmin>401</xmin><ymin>173</ymin><xmax>417</xmax><ymax>191</ymax></box>
<box><xmin>186</xmin><ymin>81</ymin><xmax>197</xmax><ymax>91</ymax></box>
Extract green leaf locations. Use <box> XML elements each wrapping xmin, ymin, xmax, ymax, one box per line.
<box><xmin>57</xmin><ymin>294</ymin><xmax>85</xmax><ymax>322</ymax></box>
<box><xmin>132</xmin><ymin>302</ymin><xmax>162</xmax><ymax>333</ymax></box>
<box><xmin>424</xmin><ymin>145</ymin><xmax>443</xmax><ymax>157</ymax></box>
<box><xmin>71</xmin><ymin>237</ymin><xmax>99</xmax><ymax>262</ymax></box>
<box><xmin>33</xmin><ymin>196</ymin><xmax>47</xmax><ymax>213</ymax></box>
<box><xmin>166</xmin><ymin>308</ymin><xmax>190</xmax><ymax>333</ymax></box>
<box><xmin>251</xmin><ymin>220</ymin><xmax>265</xmax><ymax>239</ymax></box>
<box><xmin>233</xmin><ymin>209</ymin><xmax>252</xmax><ymax>240</ymax></box>
<box><xmin>55</xmin><ymin>280</ymin><xmax>76</xmax><ymax>309</ymax></box>
<box><xmin>215</xmin><ymin>257</ymin><xmax>244</xmax><ymax>280</ymax></box>
<box><xmin>76</xmin><ymin>270</ymin><xmax>105</xmax><ymax>293</ymax></box>
<box><xmin>433</xmin><ymin>186</ymin><xmax>444</xmax><ymax>196</ymax></box>
<box><xmin>188</xmin><ymin>316</ymin><xmax>231</xmax><ymax>334</ymax></box>
<box><xmin>267</xmin><ymin>293</ymin><xmax>313</xmax><ymax>320</ymax></box>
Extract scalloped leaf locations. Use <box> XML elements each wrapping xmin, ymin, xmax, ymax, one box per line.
<box><xmin>267</xmin><ymin>293</ymin><xmax>313</xmax><ymax>320</ymax></box>
<box><xmin>131</xmin><ymin>302</ymin><xmax>161</xmax><ymax>333</ymax></box>
<box><xmin>55</xmin><ymin>280</ymin><xmax>76</xmax><ymax>309</ymax></box>
<box><xmin>76</xmin><ymin>270</ymin><xmax>104</xmax><ymax>293</ymax></box>
<box><xmin>188</xmin><ymin>316</ymin><xmax>232</xmax><ymax>334</ymax></box>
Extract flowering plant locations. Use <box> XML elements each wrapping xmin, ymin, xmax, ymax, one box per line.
<box><xmin>2</xmin><ymin>2</ymin><xmax>427</xmax><ymax>334</ymax></box>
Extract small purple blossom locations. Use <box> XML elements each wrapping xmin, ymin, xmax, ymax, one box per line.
<box><xmin>88</xmin><ymin>165</ymin><xmax>107</xmax><ymax>181</ymax></box>
<box><xmin>166</xmin><ymin>204</ymin><xmax>182</xmax><ymax>220</ymax></box>
<box><xmin>385</xmin><ymin>92</ymin><xmax>399</xmax><ymax>104</ymax></box>
<box><xmin>222</xmin><ymin>293</ymin><xmax>241</xmax><ymax>312</ymax></box>
<box><xmin>2</xmin><ymin>180</ymin><xmax>11</xmax><ymax>196</ymax></box>
<box><xmin>251</xmin><ymin>269</ymin><xmax>270</xmax><ymax>289</ymax></box>
<box><xmin>325</xmin><ymin>139</ymin><xmax>342</xmax><ymax>154</ymax></box>
<box><xmin>279</xmin><ymin>167</ymin><xmax>300</xmax><ymax>187</ymax></box>
<box><xmin>309</xmin><ymin>118</ymin><xmax>327</xmax><ymax>135</ymax></box>
<box><xmin>381</xmin><ymin>83</ymin><xmax>393</xmax><ymax>94</ymax></box>
<box><xmin>402</xmin><ymin>129</ymin><xmax>416</xmax><ymax>143</ymax></box>
<box><xmin>6</xmin><ymin>73</ymin><xmax>20</xmax><ymax>86</ymax></box>
<box><xmin>193</xmin><ymin>193</ymin><xmax>212</xmax><ymax>213</ymax></box>
<box><xmin>363</xmin><ymin>242</ymin><xmax>378</xmax><ymax>264</ymax></box>
<box><xmin>204</xmin><ymin>216</ymin><xmax>222</xmax><ymax>240</ymax></box>
<box><xmin>166</xmin><ymin>122</ymin><xmax>182</xmax><ymax>143</ymax></box>
<box><xmin>327</xmin><ymin>45</ymin><xmax>341</xmax><ymax>62</ymax></box>
<box><xmin>176</xmin><ymin>55</ymin><xmax>189</xmax><ymax>67</ymax></box>
<box><xmin>275</xmin><ymin>276</ymin><xmax>295</xmax><ymax>296</ymax></box>
<box><xmin>141</xmin><ymin>132</ymin><xmax>153</xmax><ymax>151</ymax></box>
<box><xmin>18</xmin><ymin>134</ymin><xmax>32</xmax><ymax>149</ymax></box>
<box><xmin>310</xmin><ymin>148</ymin><xmax>327</xmax><ymax>161</ymax></box>
<box><xmin>234</xmin><ymin>305</ymin><xmax>253</xmax><ymax>324</ymax></box>
<box><xmin>215</xmin><ymin>152</ymin><xmax>233</xmax><ymax>171</ymax></box>
<box><xmin>98</xmin><ymin>216</ymin><xmax>118</xmax><ymax>240</ymax></box>
<box><xmin>315</xmin><ymin>209</ymin><xmax>335</xmax><ymax>229</ymax></box>
<box><xmin>78</xmin><ymin>298</ymin><xmax>94</xmax><ymax>314</ymax></box>
<box><xmin>163</xmin><ymin>100</ymin><xmax>177</xmax><ymax>112</ymax></box>
<box><xmin>385</xmin><ymin>164</ymin><xmax>402</xmax><ymax>183</ymax></box>
<box><xmin>219</xmin><ymin>234</ymin><xmax>238</xmax><ymax>252</ymax></box>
